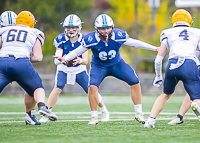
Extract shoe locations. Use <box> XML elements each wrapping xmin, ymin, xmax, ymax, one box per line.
<box><xmin>144</xmin><ymin>121</ymin><xmax>155</xmax><ymax>128</ymax></box>
<box><xmin>135</xmin><ymin>113</ymin><xmax>145</xmax><ymax>124</ymax></box>
<box><xmin>101</xmin><ymin>111</ymin><xmax>110</xmax><ymax>121</ymax></box>
<box><xmin>39</xmin><ymin>116</ymin><xmax>49</xmax><ymax>123</ymax></box>
<box><xmin>25</xmin><ymin>110</ymin><xmax>41</xmax><ymax>125</ymax></box>
<box><xmin>168</xmin><ymin>116</ymin><xmax>184</xmax><ymax>125</ymax></box>
<box><xmin>38</xmin><ymin>106</ymin><xmax>58</xmax><ymax>121</ymax></box>
<box><xmin>88</xmin><ymin>117</ymin><xmax>98</xmax><ymax>125</ymax></box>
<box><xmin>191</xmin><ymin>102</ymin><xmax>200</xmax><ymax>121</ymax></box>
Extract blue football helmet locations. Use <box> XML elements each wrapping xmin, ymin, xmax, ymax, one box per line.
<box><xmin>0</xmin><ymin>11</ymin><xmax>17</xmax><ymax>27</ymax></box>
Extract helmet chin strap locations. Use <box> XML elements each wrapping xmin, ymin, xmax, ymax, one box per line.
<box><xmin>67</xmin><ymin>33</ymin><xmax>77</xmax><ymax>38</ymax></box>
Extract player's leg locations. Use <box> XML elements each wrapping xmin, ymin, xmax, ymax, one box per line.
<box><xmin>47</xmin><ymin>71</ymin><xmax>66</xmax><ymax>109</ymax></box>
<box><xmin>168</xmin><ymin>93</ymin><xmax>191</xmax><ymax>125</ymax></box>
<box><xmin>15</xmin><ymin>58</ymin><xmax>58</xmax><ymax>121</ymax></box>
<box><xmin>145</xmin><ymin>59</ymin><xmax>178</xmax><ymax>128</ymax></box>
<box><xmin>144</xmin><ymin>93</ymin><xmax>172</xmax><ymax>128</ymax></box>
<box><xmin>111</xmin><ymin>59</ymin><xmax>145</xmax><ymax>124</ymax></box>
<box><xmin>88</xmin><ymin>64</ymin><xmax>107</xmax><ymax>124</ymax></box>
<box><xmin>24</xmin><ymin>92</ymin><xmax>41</xmax><ymax>125</ymax></box>
<box><xmin>181</xmin><ymin>60</ymin><xmax>200</xmax><ymax>121</ymax></box>
<box><xmin>76</xmin><ymin>71</ymin><xmax>109</xmax><ymax>121</ymax></box>
<box><xmin>40</xmin><ymin>71</ymin><xmax>66</xmax><ymax>122</ymax></box>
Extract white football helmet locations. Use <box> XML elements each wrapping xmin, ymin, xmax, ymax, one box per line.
<box><xmin>62</xmin><ymin>14</ymin><xmax>83</xmax><ymax>38</ymax></box>
<box><xmin>0</xmin><ymin>11</ymin><xmax>17</xmax><ymax>27</ymax></box>
<box><xmin>94</xmin><ymin>14</ymin><xmax>114</xmax><ymax>40</ymax></box>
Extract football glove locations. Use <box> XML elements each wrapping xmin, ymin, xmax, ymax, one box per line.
<box><xmin>153</xmin><ymin>75</ymin><xmax>163</xmax><ymax>87</ymax></box>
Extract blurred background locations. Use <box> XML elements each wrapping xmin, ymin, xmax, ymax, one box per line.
<box><xmin>0</xmin><ymin>0</ymin><xmax>199</xmax><ymax>95</ymax></box>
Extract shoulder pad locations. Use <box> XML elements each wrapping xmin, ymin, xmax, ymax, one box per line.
<box><xmin>35</xmin><ymin>28</ymin><xmax>45</xmax><ymax>46</ymax></box>
<box><xmin>84</xmin><ymin>31</ymin><xmax>97</xmax><ymax>47</ymax></box>
<box><xmin>113</xmin><ymin>28</ymin><xmax>129</xmax><ymax>41</ymax></box>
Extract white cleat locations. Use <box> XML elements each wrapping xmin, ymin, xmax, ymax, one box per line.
<box><xmin>39</xmin><ymin>116</ymin><xmax>49</xmax><ymax>123</ymax></box>
<box><xmin>88</xmin><ymin>117</ymin><xmax>98</xmax><ymax>125</ymax></box>
<box><xmin>144</xmin><ymin>121</ymin><xmax>155</xmax><ymax>128</ymax></box>
<box><xmin>191</xmin><ymin>102</ymin><xmax>200</xmax><ymax>121</ymax></box>
<box><xmin>135</xmin><ymin>113</ymin><xmax>145</xmax><ymax>124</ymax></box>
<box><xmin>38</xmin><ymin>106</ymin><xmax>58</xmax><ymax>121</ymax></box>
<box><xmin>168</xmin><ymin>116</ymin><xmax>183</xmax><ymax>125</ymax></box>
<box><xmin>101</xmin><ymin>111</ymin><xmax>110</xmax><ymax>122</ymax></box>
<box><xmin>25</xmin><ymin>110</ymin><xmax>41</xmax><ymax>125</ymax></box>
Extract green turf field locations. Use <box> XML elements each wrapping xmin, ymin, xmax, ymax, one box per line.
<box><xmin>0</xmin><ymin>94</ymin><xmax>200</xmax><ymax>143</ymax></box>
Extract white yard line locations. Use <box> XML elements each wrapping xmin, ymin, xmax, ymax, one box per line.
<box><xmin>0</xmin><ymin>112</ymin><xmax>198</xmax><ymax>124</ymax></box>
<box><xmin>0</xmin><ymin>112</ymin><xmax>196</xmax><ymax>115</ymax></box>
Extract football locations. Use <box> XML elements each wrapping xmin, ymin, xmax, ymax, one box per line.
<box><xmin>66</xmin><ymin>57</ymin><xmax>78</xmax><ymax>67</ymax></box>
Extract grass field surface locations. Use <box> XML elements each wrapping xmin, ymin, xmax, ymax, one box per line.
<box><xmin>0</xmin><ymin>94</ymin><xmax>200</xmax><ymax>143</ymax></box>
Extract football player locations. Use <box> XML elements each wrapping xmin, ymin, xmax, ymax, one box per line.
<box><xmin>54</xmin><ymin>14</ymin><xmax>158</xmax><ymax>125</ymax></box>
<box><xmin>0</xmin><ymin>10</ymin><xmax>41</xmax><ymax>125</ymax></box>
<box><xmin>39</xmin><ymin>14</ymin><xmax>109</xmax><ymax>123</ymax></box>
<box><xmin>0</xmin><ymin>11</ymin><xmax>58</xmax><ymax>125</ymax></box>
<box><xmin>144</xmin><ymin>9</ymin><xmax>200</xmax><ymax>128</ymax></box>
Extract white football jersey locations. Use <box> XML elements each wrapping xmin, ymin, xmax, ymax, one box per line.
<box><xmin>0</xmin><ymin>25</ymin><xmax>45</xmax><ymax>58</ymax></box>
<box><xmin>160</xmin><ymin>26</ymin><xmax>200</xmax><ymax>62</ymax></box>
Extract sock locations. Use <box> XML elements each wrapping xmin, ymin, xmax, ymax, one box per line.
<box><xmin>148</xmin><ymin>116</ymin><xmax>156</xmax><ymax>124</ymax></box>
<box><xmin>177</xmin><ymin>114</ymin><xmax>183</xmax><ymax>120</ymax></box>
<box><xmin>100</xmin><ymin>106</ymin><xmax>108</xmax><ymax>113</ymax></box>
<box><xmin>37</xmin><ymin>102</ymin><xmax>45</xmax><ymax>109</ymax></box>
<box><xmin>91</xmin><ymin>111</ymin><xmax>98</xmax><ymax>118</ymax></box>
<box><xmin>134</xmin><ymin>104</ymin><xmax>142</xmax><ymax>113</ymax></box>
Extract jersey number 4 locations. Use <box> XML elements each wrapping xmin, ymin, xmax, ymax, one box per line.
<box><xmin>179</xmin><ymin>29</ymin><xmax>189</xmax><ymax>40</ymax></box>
<box><xmin>7</xmin><ymin>29</ymin><xmax>28</xmax><ymax>43</ymax></box>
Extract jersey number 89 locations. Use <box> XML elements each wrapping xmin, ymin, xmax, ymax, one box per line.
<box><xmin>7</xmin><ymin>29</ymin><xmax>28</xmax><ymax>43</ymax></box>
<box><xmin>99</xmin><ymin>50</ymin><xmax>116</xmax><ymax>60</ymax></box>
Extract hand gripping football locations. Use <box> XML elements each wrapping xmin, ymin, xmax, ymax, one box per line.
<box><xmin>66</xmin><ymin>57</ymin><xmax>78</xmax><ymax>67</ymax></box>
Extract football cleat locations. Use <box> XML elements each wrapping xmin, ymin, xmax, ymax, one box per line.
<box><xmin>144</xmin><ymin>121</ymin><xmax>155</xmax><ymax>128</ymax></box>
<box><xmin>168</xmin><ymin>116</ymin><xmax>184</xmax><ymax>125</ymax></box>
<box><xmin>25</xmin><ymin>110</ymin><xmax>41</xmax><ymax>125</ymax></box>
<box><xmin>101</xmin><ymin>111</ymin><xmax>110</xmax><ymax>122</ymax></box>
<box><xmin>88</xmin><ymin>117</ymin><xmax>98</xmax><ymax>125</ymax></box>
<box><xmin>134</xmin><ymin>113</ymin><xmax>145</xmax><ymax>124</ymax></box>
<box><xmin>39</xmin><ymin>116</ymin><xmax>50</xmax><ymax>123</ymax></box>
<box><xmin>38</xmin><ymin>106</ymin><xmax>58</xmax><ymax>121</ymax></box>
<box><xmin>191</xmin><ymin>102</ymin><xmax>200</xmax><ymax>121</ymax></box>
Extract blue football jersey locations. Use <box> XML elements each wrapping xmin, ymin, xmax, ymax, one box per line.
<box><xmin>84</xmin><ymin>28</ymin><xmax>129</xmax><ymax>67</ymax></box>
<box><xmin>53</xmin><ymin>33</ymin><xmax>85</xmax><ymax>67</ymax></box>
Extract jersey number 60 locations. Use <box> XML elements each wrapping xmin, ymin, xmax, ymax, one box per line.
<box><xmin>7</xmin><ymin>29</ymin><xmax>28</xmax><ymax>43</ymax></box>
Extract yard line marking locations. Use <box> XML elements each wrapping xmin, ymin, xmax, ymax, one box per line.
<box><xmin>0</xmin><ymin>112</ymin><xmax>196</xmax><ymax>115</ymax></box>
<box><xmin>0</xmin><ymin>117</ymin><xmax>199</xmax><ymax>124</ymax></box>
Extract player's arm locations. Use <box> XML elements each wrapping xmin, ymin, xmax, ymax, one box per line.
<box><xmin>53</xmin><ymin>45</ymin><xmax>88</xmax><ymax>64</ymax></box>
<box><xmin>123</xmin><ymin>37</ymin><xmax>158</xmax><ymax>52</ymax></box>
<box><xmin>54</xmin><ymin>48</ymin><xmax>63</xmax><ymax>65</ymax></box>
<box><xmin>30</xmin><ymin>39</ymin><xmax>43</xmax><ymax>62</ymax></box>
<box><xmin>73</xmin><ymin>50</ymin><xmax>88</xmax><ymax>66</ymax></box>
<box><xmin>153</xmin><ymin>42</ymin><xmax>167</xmax><ymax>87</ymax></box>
